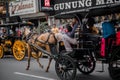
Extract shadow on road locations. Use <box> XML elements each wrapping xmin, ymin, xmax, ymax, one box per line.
<box><xmin>3</xmin><ymin>55</ymin><xmax>28</xmax><ymax>61</ymax></box>
<box><xmin>75</xmin><ymin>73</ymin><xmax>111</xmax><ymax>80</ymax></box>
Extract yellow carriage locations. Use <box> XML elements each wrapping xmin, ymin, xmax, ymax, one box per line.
<box><xmin>0</xmin><ymin>22</ymin><xmax>40</xmax><ymax>61</ymax></box>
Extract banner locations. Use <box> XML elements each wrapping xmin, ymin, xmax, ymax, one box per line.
<box><xmin>54</xmin><ymin>0</ymin><xmax>120</xmax><ymax>14</ymax></box>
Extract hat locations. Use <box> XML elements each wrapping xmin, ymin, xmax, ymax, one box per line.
<box><xmin>74</xmin><ymin>14</ymin><xmax>82</xmax><ymax>20</ymax></box>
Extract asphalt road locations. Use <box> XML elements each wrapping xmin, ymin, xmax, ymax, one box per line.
<box><xmin>0</xmin><ymin>56</ymin><xmax>112</xmax><ymax>80</ymax></box>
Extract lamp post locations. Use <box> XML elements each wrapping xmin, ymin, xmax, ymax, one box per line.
<box><xmin>5</xmin><ymin>0</ymin><xmax>9</xmax><ymax>23</ymax></box>
<box><xmin>5</xmin><ymin>0</ymin><xmax>10</xmax><ymax>35</ymax></box>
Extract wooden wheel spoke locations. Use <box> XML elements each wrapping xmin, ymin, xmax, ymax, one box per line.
<box><xmin>13</xmin><ymin>40</ymin><xmax>26</xmax><ymax>61</ymax></box>
<box><xmin>0</xmin><ymin>46</ymin><xmax>3</xmax><ymax>58</ymax></box>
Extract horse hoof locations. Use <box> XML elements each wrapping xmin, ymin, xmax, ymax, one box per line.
<box><xmin>45</xmin><ymin>70</ymin><xmax>49</xmax><ymax>72</ymax></box>
<box><xmin>41</xmin><ymin>65</ymin><xmax>44</xmax><ymax>69</ymax></box>
<box><xmin>26</xmin><ymin>68</ymin><xmax>29</xmax><ymax>70</ymax></box>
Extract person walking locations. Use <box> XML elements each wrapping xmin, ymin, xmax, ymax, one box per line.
<box><xmin>51</xmin><ymin>24</ymin><xmax>59</xmax><ymax>33</ymax></box>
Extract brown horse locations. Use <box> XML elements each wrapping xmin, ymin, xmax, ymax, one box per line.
<box><xmin>23</xmin><ymin>27</ymin><xmax>62</xmax><ymax>72</ymax></box>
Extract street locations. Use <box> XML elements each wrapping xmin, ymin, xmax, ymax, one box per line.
<box><xmin>0</xmin><ymin>56</ymin><xmax>112</xmax><ymax>80</ymax></box>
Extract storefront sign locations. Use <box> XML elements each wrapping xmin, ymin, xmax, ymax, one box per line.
<box><xmin>39</xmin><ymin>0</ymin><xmax>53</xmax><ymax>12</ymax></box>
<box><xmin>54</xmin><ymin>0</ymin><xmax>120</xmax><ymax>14</ymax></box>
<box><xmin>9</xmin><ymin>0</ymin><xmax>38</xmax><ymax>16</ymax></box>
<box><xmin>44</xmin><ymin>0</ymin><xmax>50</xmax><ymax>7</ymax></box>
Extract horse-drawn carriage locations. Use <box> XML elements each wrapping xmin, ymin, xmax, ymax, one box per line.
<box><xmin>0</xmin><ymin>22</ymin><xmax>40</xmax><ymax>61</ymax></box>
<box><xmin>21</xmin><ymin>1</ymin><xmax>120</xmax><ymax>80</ymax></box>
<box><xmin>54</xmin><ymin>2</ymin><xmax>120</xmax><ymax>80</ymax></box>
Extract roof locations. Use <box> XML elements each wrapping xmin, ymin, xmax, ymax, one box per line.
<box><xmin>0</xmin><ymin>22</ymin><xmax>34</xmax><ymax>27</ymax></box>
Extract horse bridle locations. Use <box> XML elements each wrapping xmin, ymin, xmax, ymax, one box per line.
<box><xmin>24</xmin><ymin>30</ymin><xmax>57</xmax><ymax>45</ymax></box>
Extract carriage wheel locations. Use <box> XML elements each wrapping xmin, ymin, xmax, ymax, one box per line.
<box><xmin>109</xmin><ymin>47</ymin><xmax>120</xmax><ymax>80</ymax></box>
<box><xmin>55</xmin><ymin>55</ymin><xmax>76</xmax><ymax>80</ymax></box>
<box><xmin>31</xmin><ymin>51</ymin><xmax>42</xmax><ymax>59</ymax></box>
<box><xmin>13</xmin><ymin>40</ymin><xmax>26</xmax><ymax>61</ymax></box>
<box><xmin>77</xmin><ymin>53</ymin><xmax>96</xmax><ymax>74</ymax></box>
<box><xmin>0</xmin><ymin>45</ymin><xmax>4</xmax><ymax>59</ymax></box>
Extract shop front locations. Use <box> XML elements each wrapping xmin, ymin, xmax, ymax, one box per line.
<box><xmin>9</xmin><ymin>0</ymin><xmax>44</xmax><ymax>27</ymax></box>
<box><xmin>9</xmin><ymin>0</ymin><xmax>55</xmax><ymax>33</ymax></box>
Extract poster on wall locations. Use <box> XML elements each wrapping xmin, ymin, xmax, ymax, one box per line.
<box><xmin>9</xmin><ymin>0</ymin><xmax>38</xmax><ymax>16</ymax></box>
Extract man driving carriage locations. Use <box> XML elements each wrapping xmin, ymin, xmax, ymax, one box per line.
<box><xmin>61</xmin><ymin>16</ymin><xmax>80</xmax><ymax>52</ymax></box>
<box><xmin>61</xmin><ymin>15</ymin><xmax>101</xmax><ymax>53</ymax></box>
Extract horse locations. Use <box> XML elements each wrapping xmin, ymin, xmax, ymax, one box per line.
<box><xmin>23</xmin><ymin>27</ymin><xmax>62</xmax><ymax>72</ymax></box>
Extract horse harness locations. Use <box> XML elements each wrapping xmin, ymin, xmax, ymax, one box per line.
<box><xmin>25</xmin><ymin>31</ymin><xmax>57</xmax><ymax>45</ymax></box>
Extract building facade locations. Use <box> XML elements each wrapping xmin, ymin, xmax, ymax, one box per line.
<box><xmin>9</xmin><ymin>0</ymin><xmax>55</xmax><ymax>33</ymax></box>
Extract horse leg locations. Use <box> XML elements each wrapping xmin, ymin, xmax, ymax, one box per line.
<box><xmin>26</xmin><ymin>44</ymin><xmax>31</xmax><ymax>70</ymax></box>
<box><xmin>36</xmin><ymin>54</ymin><xmax>44</xmax><ymax>69</ymax></box>
<box><xmin>26</xmin><ymin>55</ymin><xmax>31</xmax><ymax>70</ymax></box>
<box><xmin>46</xmin><ymin>58</ymin><xmax>52</xmax><ymax>72</ymax></box>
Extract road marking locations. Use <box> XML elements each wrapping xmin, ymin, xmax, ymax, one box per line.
<box><xmin>14</xmin><ymin>72</ymin><xmax>56</xmax><ymax>80</ymax></box>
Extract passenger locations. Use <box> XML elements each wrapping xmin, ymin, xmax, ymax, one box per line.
<box><xmin>2</xmin><ymin>28</ymin><xmax>7</xmax><ymax>38</ymax></box>
<box><xmin>51</xmin><ymin>24</ymin><xmax>59</xmax><ymax>33</ymax></box>
<box><xmin>102</xmin><ymin>17</ymin><xmax>116</xmax><ymax>44</ymax></box>
<box><xmin>87</xmin><ymin>18</ymin><xmax>99</xmax><ymax>34</ymax></box>
<box><xmin>62</xmin><ymin>16</ymin><xmax>80</xmax><ymax>52</ymax></box>
<box><xmin>84</xmin><ymin>18</ymin><xmax>100</xmax><ymax>43</ymax></box>
<box><xmin>66</xmin><ymin>24</ymin><xmax>73</xmax><ymax>36</ymax></box>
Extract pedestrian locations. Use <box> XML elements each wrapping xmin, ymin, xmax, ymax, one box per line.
<box><xmin>51</xmin><ymin>24</ymin><xmax>59</xmax><ymax>33</ymax></box>
<box><xmin>101</xmin><ymin>16</ymin><xmax>116</xmax><ymax>59</ymax></box>
<box><xmin>102</xmin><ymin>16</ymin><xmax>116</xmax><ymax>40</ymax></box>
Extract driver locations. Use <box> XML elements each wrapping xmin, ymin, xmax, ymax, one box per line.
<box><xmin>62</xmin><ymin>16</ymin><xmax>80</xmax><ymax>52</ymax></box>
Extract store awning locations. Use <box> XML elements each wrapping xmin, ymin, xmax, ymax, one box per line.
<box><xmin>20</xmin><ymin>12</ymin><xmax>47</xmax><ymax>20</ymax></box>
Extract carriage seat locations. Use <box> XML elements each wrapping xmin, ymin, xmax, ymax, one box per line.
<box><xmin>58</xmin><ymin>41</ymin><xmax>78</xmax><ymax>52</ymax></box>
<box><xmin>77</xmin><ymin>33</ymin><xmax>101</xmax><ymax>47</ymax></box>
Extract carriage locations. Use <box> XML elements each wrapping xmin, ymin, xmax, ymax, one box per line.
<box><xmin>22</xmin><ymin>1</ymin><xmax>120</xmax><ymax>80</ymax></box>
<box><xmin>0</xmin><ymin>22</ymin><xmax>41</xmax><ymax>61</ymax></box>
<box><xmin>53</xmin><ymin>1</ymin><xmax>120</xmax><ymax>80</ymax></box>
